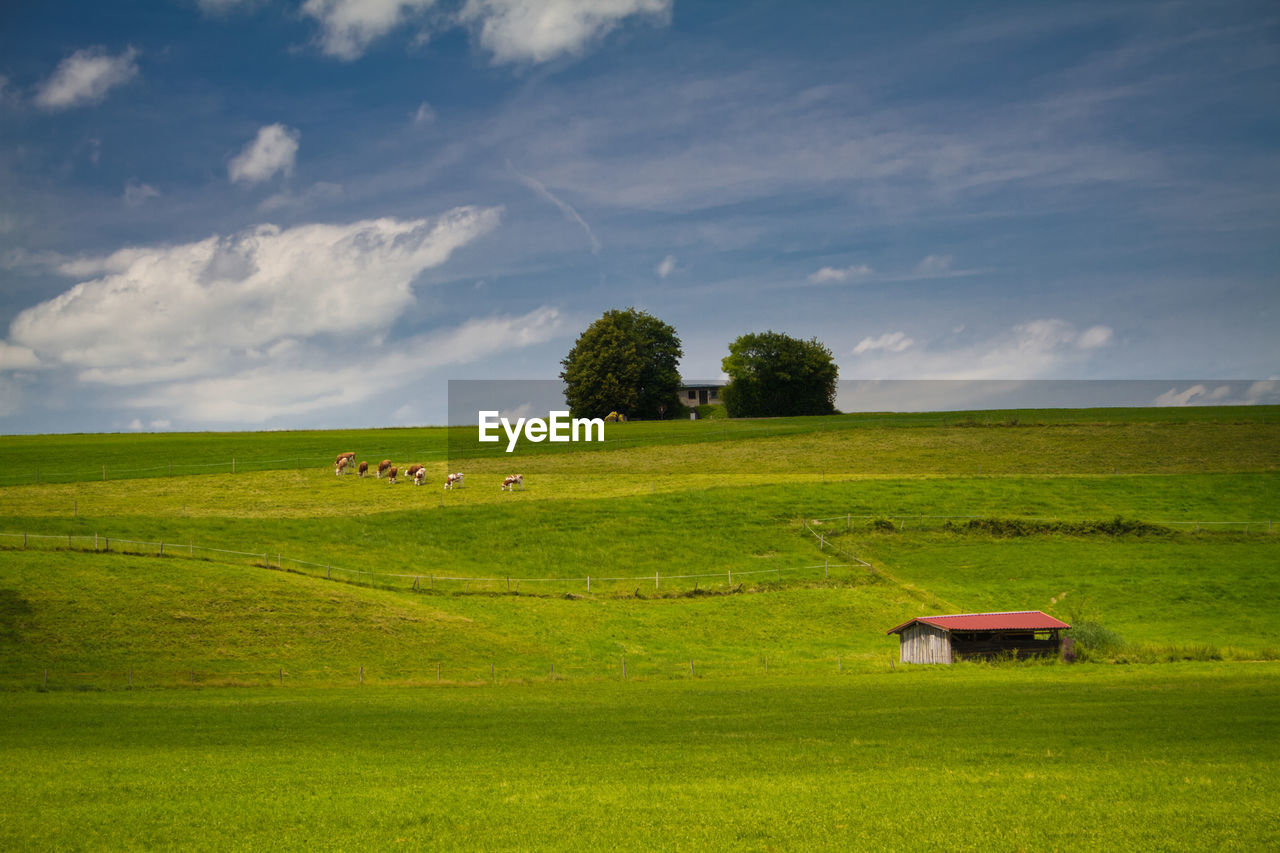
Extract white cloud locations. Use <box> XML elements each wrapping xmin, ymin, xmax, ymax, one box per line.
<box><xmin>459</xmin><ymin>0</ymin><xmax>672</xmax><ymax>64</ymax></box>
<box><xmin>1153</xmin><ymin>381</ymin><xmax>1280</xmax><ymax>407</ymax></box>
<box><xmin>1077</xmin><ymin>324</ymin><xmax>1114</xmax><ymax>349</ymax></box>
<box><xmin>845</xmin><ymin>319</ymin><xmax>1117</xmax><ymax>379</ymax></box>
<box><xmin>510</xmin><ymin>164</ymin><xmax>600</xmax><ymax>253</ymax></box>
<box><xmin>914</xmin><ymin>254</ymin><xmax>952</xmax><ymax>276</ymax></box>
<box><xmin>852</xmin><ymin>331</ymin><xmax>914</xmax><ymax>355</ymax></box>
<box><xmin>412</xmin><ymin>101</ymin><xmax>436</xmax><ymax>124</ymax></box>
<box><xmin>126</xmin><ymin>307</ymin><xmax>563</xmax><ymax>422</ymax></box>
<box><xmin>228</xmin><ymin>124</ymin><xmax>300</xmax><ymax>185</ymax></box>
<box><xmin>35</xmin><ymin>47</ymin><xmax>139</xmax><ymax>110</ymax></box>
<box><xmin>808</xmin><ymin>264</ymin><xmax>873</xmax><ymax>283</ymax></box>
<box><xmin>0</xmin><ymin>342</ymin><xmax>40</xmax><ymax>370</ymax></box>
<box><xmin>7</xmin><ymin>206</ymin><xmax>503</xmax><ymax>387</ymax></box>
<box><xmin>302</xmin><ymin>0</ymin><xmax>438</xmax><ymax>60</ymax></box>
<box><xmin>123</xmin><ymin>180</ymin><xmax>161</xmax><ymax>207</ymax></box>
<box><xmin>656</xmin><ymin>255</ymin><xmax>676</xmax><ymax>278</ymax></box>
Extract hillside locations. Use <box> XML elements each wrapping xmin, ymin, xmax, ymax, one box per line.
<box><xmin>1</xmin><ymin>409</ymin><xmax>1278</xmax><ymax>686</ymax></box>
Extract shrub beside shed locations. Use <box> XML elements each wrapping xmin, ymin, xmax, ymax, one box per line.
<box><xmin>886</xmin><ymin>611</ymin><xmax>1071</xmax><ymax>664</ymax></box>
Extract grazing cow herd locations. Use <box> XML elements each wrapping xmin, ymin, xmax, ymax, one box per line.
<box><xmin>334</xmin><ymin>453</ymin><xmax>520</xmax><ymax>491</ymax></box>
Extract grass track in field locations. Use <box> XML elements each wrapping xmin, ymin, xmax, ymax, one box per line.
<box><xmin>0</xmin><ymin>665</ymin><xmax>1276</xmax><ymax>851</ymax></box>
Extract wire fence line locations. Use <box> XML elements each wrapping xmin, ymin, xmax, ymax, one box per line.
<box><xmin>0</xmin><ymin>531</ymin><xmax>863</xmax><ymax>594</ymax></box>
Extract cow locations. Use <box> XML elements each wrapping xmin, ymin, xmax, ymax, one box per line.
<box><xmin>501</xmin><ymin>474</ymin><xmax>523</xmax><ymax>491</ymax></box>
<box><xmin>335</xmin><ymin>456</ymin><xmax>350</xmax><ymax>476</ymax></box>
<box><xmin>404</xmin><ymin>463</ymin><xmax>424</xmax><ymax>480</ymax></box>
<box><xmin>412</xmin><ymin>467</ymin><xmax>427</xmax><ymax>486</ymax></box>
<box><xmin>376</xmin><ymin>459</ymin><xmax>393</xmax><ymax>479</ymax></box>
<box><xmin>387</xmin><ymin>466</ymin><xmax>398</xmax><ymax>484</ymax></box>
<box><xmin>357</xmin><ymin>460</ymin><xmax>369</xmax><ymax>478</ymax></box>
<box><xmin>444</xmin><ymin>472</ymin><xmax>464</xmax><ymax>490</ymax></box>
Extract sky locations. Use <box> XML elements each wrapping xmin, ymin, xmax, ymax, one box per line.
<box><xmin>0</xmin><ymin>0</ymin><xmax>1277</xmax><ymax>432</ymax></box>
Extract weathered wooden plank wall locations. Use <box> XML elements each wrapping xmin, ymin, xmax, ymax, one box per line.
<box><xmin>899</xmin><ymin>623</ymin><xmax>951</xmax><ymax>664</ymax></box>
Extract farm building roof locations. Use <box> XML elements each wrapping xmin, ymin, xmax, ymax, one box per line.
<box><xmin>886</xmin><ymin>611</ymin><xmax>1071</xmax><ymax>635</ymax></box>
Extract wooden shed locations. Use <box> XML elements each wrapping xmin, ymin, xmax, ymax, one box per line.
<box><xmin>886</xmin><ymin>611</ymin><xmax>1071</xmax><ymax>664</ymax></box>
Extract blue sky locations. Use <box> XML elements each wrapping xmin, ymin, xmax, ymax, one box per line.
<box><xmin>1</xmin><ymin>0</ymin><xmax>1277</xmax><ymax>432</ymax></box>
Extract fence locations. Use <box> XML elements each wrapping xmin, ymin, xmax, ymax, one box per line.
<box><xmin>0</xmin><ymin>652</ymin><xmax>886</xmax><ymax>691</ymax></box>
<box><xmin>0</xmin><ymin>530</ymin><xmax>865</xmax><ymax>596</ymax></box>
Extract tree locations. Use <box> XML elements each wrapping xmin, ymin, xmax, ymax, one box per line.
<box><xmin>560</xmin><ymin>308</ymin><xmax>683</xmax><ymax>419</ymax></box>
<box><xmin>720</xmin><ymin>331</ymin><xmax>838</xmax><ymax>417</ymax></box>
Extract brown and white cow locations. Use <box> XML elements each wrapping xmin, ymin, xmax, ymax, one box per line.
<box><xmin>387</xmin><ymin>466</ymin><xmax>398</xmax><ymax>484</ymax></box>
<box><xmin>376</xmin><ymin>459</ymin><xmax>393</xmax><ymax>479</ymax></box>
<box><xmin>357</xmin><ymin>460</ymin><xmax>369</xmax><ymax>478</ymax></box>
<box><xmin>501</xmin><ymin>474</ymin><xmax>523</xmax><ymax>491</ymax></box>
<box><xmin>444</xmin><ymin>472</ymin><xmax>464</xmax><ymax>490</ymax></box>
<box><xmin>335</xmin><ymin>456</ymin><xmax>350</xmax><ymax>476</ymax></box>
<box><xmin>412</xmin><ymin>467</ymin><xmax>427</xmax><ymax>486</ymax></box>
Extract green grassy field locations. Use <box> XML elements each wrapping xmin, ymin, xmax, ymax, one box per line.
<box><xmin>1</xmin><ymin>409</ymin><xmax>1278</xmax><ymax>849</ymax></box>
<box><xmin>1</xmin><ymin>666</ymin><xmax>1276</xmax><ymax>851</ymax></box>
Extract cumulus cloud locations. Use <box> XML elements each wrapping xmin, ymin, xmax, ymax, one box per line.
<box><xmin>0</xmin><ymin>342</ymin><xmax>40</xmax><ymax>370</ymax></box>
<box><xmin>459</xmin><ymin>0</ymin><xmax>672</xmax><ymax>64</ymax></box>
<box><xmin>847</xmin><ymin>319</ymin><xmax>1115</xmax><ymax>379</ymax></box>
<box><xmin>302</xmin><ymin>0</ymin><xmax>438</xmax><ymax>60</ymax></box>
<box><xmin>809</xmin><ymin>264</ymin><xmax>873</xmax><ymax>283</ymax></box>
<box><xmin>7</xmin><ymin>206</ymin><xmax>503</xmax><ymax>388</ymax></box>
<box><xmin>656</xmin><ymin>255</ymin><xmax>676</xmax><ymax>278</ymax></box>
<box><xmin>125</xmin><ymin>307</ymin><xmax>563</xmax><ymax>422</ymax></box>
<box><xmin>852</xmin><ymin>331</ymin><xmax>913</xmax><ymax>355</ymax></box>
<box><xmin>228</xmin><ymin>124</ymin><xmax>300</xmax><ymax>185</ymax></box>
<box><xmin>35</xmin><ymin>47</ymin><xmax>139</xmax><ymax>110</ymax></box>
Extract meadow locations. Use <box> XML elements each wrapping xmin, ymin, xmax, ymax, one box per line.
<box><xmin>1</xmin><ymin>666</ymin><xmax>1276</xmax><ymax>851</ymax></box>
<box><xmin>0</xmin><ymin>408</ymin><xmax>1277</xmax><ymax>849</ymax></box>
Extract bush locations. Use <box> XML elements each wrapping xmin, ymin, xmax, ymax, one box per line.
<box><xmin>1066</xmin><ymin>621</ymin><xmax>1125</xmax><ymax>661</ymax></box>
<box><xmin>941</xmin><ymin>516</ymin><xmax>1170</xmax><ymax>538</ymax></box>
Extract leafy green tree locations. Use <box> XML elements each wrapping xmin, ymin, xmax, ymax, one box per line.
<box><xmin>720</xmin><ymin>331</ymin><xmax>838</xmax><ymax>417</ymax></box>
<box><xmin>560</xmin><ymin>308</ymin><xmax>683</xmax><ymax>419</ymax></box>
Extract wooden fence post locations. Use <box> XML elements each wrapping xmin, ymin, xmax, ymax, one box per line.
<box><xmin>622</xmin><ymin>656</ymin><xmax>626</xmax><ymax>679</ymax></box>
<box><xmin>655</xmin><ymin>571</ymin><xmax>659</xmax><ymax>590</ymax></box>
<box><xmin>359</xmin><ymin>666</ymin><xmax>363</xmax><ymax>685</ymax></box>
<box><xmin>437</xmin><ymin>662</ymin><xmax>441</xmax><ymax>682</ymax></box>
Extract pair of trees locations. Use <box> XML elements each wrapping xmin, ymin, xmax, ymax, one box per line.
<box><xmin>561</xmin><ymin>309</ymin><xmax>837</xmax><ymax>419</ymax></box>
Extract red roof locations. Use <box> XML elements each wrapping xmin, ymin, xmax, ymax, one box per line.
<box><xmin>886</xmin><ymin>610</ymin><xmax>1070</xmax><ymax>635</ymax></box>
